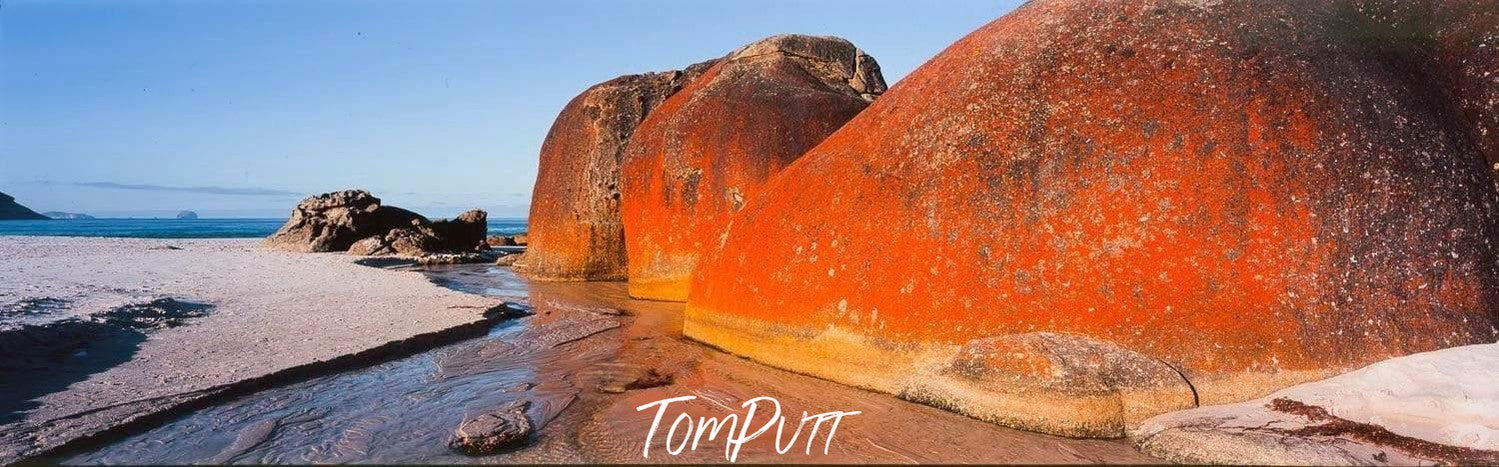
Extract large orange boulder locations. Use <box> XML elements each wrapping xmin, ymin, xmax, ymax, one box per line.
<box><xmin>514</xmin><ymin>61</ymin><xmax>717</xmax><ymax>281</ymax></box>
<box><xmin>685</xmin><ymin>0</ymin><xmax>1499</xmax><ymax>437</ymax></box>
<box><xmin>620</xmin><ymin>35</ymin><xmax>887</xmax><ymax>300</ymax></box>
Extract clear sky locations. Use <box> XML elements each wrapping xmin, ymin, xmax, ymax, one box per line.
<box><xmin>1</xmin><ymin>0</ymin><xmax>1019</xmax><ymax>218</ymax></box>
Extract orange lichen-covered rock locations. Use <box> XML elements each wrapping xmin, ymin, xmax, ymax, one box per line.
<box><xmin>620</xmin><ymin>35</ymin><xmax>887</xmax><ymax>300</ymax></box>
<box><xmin>685</xmin><ymin>0</ymin><xmax>1499</xmax><ymax>437</ymax></box>
<box><xmin>514</xmin><ymin>61</ymin><xmax>716</xmax><ymax>281</ymax></box>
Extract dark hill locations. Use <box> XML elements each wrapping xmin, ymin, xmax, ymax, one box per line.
<box><xmin>0</xmin><ymin>192</ymin><xmax>48</xmax><ymax>220</ymax></box>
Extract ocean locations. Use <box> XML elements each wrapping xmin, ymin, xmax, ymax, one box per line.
<box><xmin>0</xmin><ymin>218</ymin><xmax>528</xmax><ymax>239</ymax></box>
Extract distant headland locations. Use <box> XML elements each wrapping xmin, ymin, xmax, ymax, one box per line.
<box><xmin>0</xmin><ymin>192</ymin><xmax>48</xmax><ymax>220</ymax></box>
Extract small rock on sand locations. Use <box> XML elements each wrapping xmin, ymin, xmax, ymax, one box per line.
<box><xmin>494</xmin><ymin>253</ymin><xmax>524</xmax><ymax>267</ymax></box>
<box><xmin>449</xmin><ymin>400</ymin><xmax>533</xmax><ymax>455</ymax></box>
<box><xmin>598</xmin><ymin>368</ymin><xmax>675</xmax><ymax>394</ymax></box>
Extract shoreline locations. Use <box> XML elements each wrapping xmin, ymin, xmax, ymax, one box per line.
<box><xmin>60</xmin><ymin>274</ymin><xmax>1158</xmax><ymax>464</ymax></box>
<box><xmin>28</xmin><ymin>310</ymin><xmax>515</xmax><ymax>463</ymax></box>
<box><xmin>0</xmin><ymin>236</ymin><xmax>515</xmax><ymax>463</ymax></box>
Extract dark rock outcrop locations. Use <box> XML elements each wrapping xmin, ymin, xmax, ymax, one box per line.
<box><xmin>174</xmin><ymin>211</ymin><xmax>199</xmax><ymax>220</ymax></box>
<box><xmin>265</xmin><ymin>190</ymin><xmax>427</xmax><ymax>252</ymax></box>
<box><xmin>347</xmin><ymin>227</ymin><xmax>438</xmax><ymax>257</ymax></box>
<box><xmin>514</xmin><ymin>60</ymin><xmax>718</xmax><ymax>282</ymax></box>
<box><xmin>429</xmin><ymin>210</ymin><xmax>488</xmax><ymax>253</ymax></box>
<box><xmin>345</xmin><ymin>210</ymin><xmax>488</xmax><ymax>261</ymax></box>
<box><xmin>266</xmin><ymin>190</ymin><xmax>487</xmax><ymax>260</ymax></box>
<box><xmin>487</xmin><ymin>234</ymin><xmax>529</xmax><ymax>247</ymax></box>
<box><xmin>619</xmin><ymin>34</ymin><xmax>887</xmax><ymax>301</ymax></box>
<box><xmin>448</xmin><ymin>400</ymin><xmax>532</xmax><ymax>455</ymax></box>
<box><xmin>684</xmin><ymin>0</ymin><xmax>1499</xmax><ymax>437</ymax></box>
<box><xmin>0</xmin><ymin>192</ymin><xmax>47</xmax><ymax>220</ymax></box>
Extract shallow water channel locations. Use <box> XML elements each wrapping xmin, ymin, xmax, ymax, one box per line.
<box><xmin>66</xmin><ymin>264</ymin><xmax>620</xmax><ymax>464</ymax></box>
<box><xmin>62</xmin><ymin>263</ymin><xmax>1157</xmax><ymax>464</ymax></box>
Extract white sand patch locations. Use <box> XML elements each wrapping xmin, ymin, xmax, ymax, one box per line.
<box><xmin>0</xmin><ymin>236</ymin><xmax>505</xmax><ymax>462</ymax></box>
<box><xmin>1135</xmin><ymin>343</ymin><xmax>1499</xmax><ymax>464</ymax></box>
<box><xmin>1273</xmin><ymin>343</ymin><xmax>1499</xmax><ymax>450</ymax></box>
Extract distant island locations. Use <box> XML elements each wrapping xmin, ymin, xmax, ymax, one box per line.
<box><xmin>0</xmin><ymin>191</ymin><xmax>48</xmax><ymax>220</ymax></box>
<box><xmin>176</xmin><ymin>211</ymin><xmax>199</xmax><ymax>220</ymax></box>
<box><xmin>42</xmin><ymin>211</ymin><xmax>96</xmax><ymax>220</ymax></box>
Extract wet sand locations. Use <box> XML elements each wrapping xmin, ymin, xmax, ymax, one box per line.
<box><xmin>0</xmin><ymin>237</ymin><xmax>505</xmax><ymax>463</ymax></box>
<box><xmin>517</xmin><ymin>280</ymin><xmax>1158</xmax><ymax>463</ymax></box>
<box><xmin>65</xmin><ymin>262</ymin><xmax>1156</xmax><ymax>464</ymax></box>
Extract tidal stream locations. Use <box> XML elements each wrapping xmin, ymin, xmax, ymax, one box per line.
<box><xmin>66</xmin><ymin>263</ymin><xmax>627</xmax><ymax>464</ymax></box>
<box><xmin>63</xmin><ymin>263</ymin><xmax>1157</xmax><ymax>464</ymax></box>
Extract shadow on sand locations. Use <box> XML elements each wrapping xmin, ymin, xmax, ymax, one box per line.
<box><xmin>0</xmin><ymin>298</ymin><xmax>213</xmax><ymax>425</ymax></box>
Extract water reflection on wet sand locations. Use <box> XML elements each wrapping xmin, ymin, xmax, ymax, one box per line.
<box><xmin>70</xmin><ymin>264</ymin><xmax>1156</xmax><ymax>464</ymax></box>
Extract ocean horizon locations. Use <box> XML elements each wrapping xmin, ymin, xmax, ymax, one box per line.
<box><xmin>0</xmin><ymin>218</ymin><xmax>528</xmax><ymax>239</ymax></box>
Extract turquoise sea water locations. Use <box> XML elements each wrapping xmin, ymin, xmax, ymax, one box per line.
<box><xmin>0</xmin><ymin>218</ymin><xmax>527</xmax><ymax>239</ymax></box>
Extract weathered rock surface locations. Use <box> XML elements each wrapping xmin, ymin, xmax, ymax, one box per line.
<box><xmin>265</xmin><ymin>190</ymin><xmax>487</xmax><ymax>260</ymax></box>
<box><xmin>409</xmin><ymin>252</ymin><xmax>488</xmax><ymax>265</ymax></box>
<box><xmin>486</xmin><ymin>234</ymin><xmax>529</xmax><ymax>247</ymax></box>
<box><xmin>175</xmin><ymin>211</ymin><xmax>198</xmax><ymax>220</ymax></box>
<box><xmin>684</xmin><ymin>0</ymin><xmax>1499</xmax><ymax>437</ymax></box>
<box><xmin>0</xmin><ymin>192</ymin><xmax>47</xmax><ymax>220</ymax></box>
<box><xmin>514</xmin><ymin>62</ymin><xmax>717</xmax><ymax>282</ymax></box>
<box><xmin>620</xmin><ymin>34</ymin><xmax>886</xmax><ymax>301</ymax></box>
<box><xmin>902</xmin><ymin>332</ymin><xmax>1195</xmax><ymax>437</ymax></box>
<box><xmin>448</xmin><ymin>400</ymin><xmax>533</xmax><ymax>455</ymax></box>
<box><xmin>264</xmin><ymin>190</ymin><xmax>428</xmax><ymax>253</ymax></box>
<box><xmin>493</xmin><ymin>252</ymin><xmax>523</xmax><ymax>267</ymax></box>
<box><xmin>346</xmin><ymin>224</ymin><xmax>487</xmax><ymax>262</ymax></box>
<box><xmin>347</xmin><ymin>227</ymin><xmax>437</xmax><ymax>257</ymax></box>
<box><xmin>346</xmin><ymin>236</ymin><xmax>389</xmax><ymax>256</ymax></box>
<box><xmin>429</xmin><ymin>209</ymin><xmax>488</xmax><ymax>253</ymax></box>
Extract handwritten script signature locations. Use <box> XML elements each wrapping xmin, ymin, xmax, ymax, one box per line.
<box><xmin>636</xmin><ymin>395</ymin><xmax>860</xmax><ymax>462</ymax></box>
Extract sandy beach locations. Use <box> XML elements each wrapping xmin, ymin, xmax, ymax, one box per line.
<box><xmin>0</xmin><ymin>236</ymin><xmax>511</xmax><ymax>463</ymax></box>
<box><xmin>48</xmin><ymin>266</ymin><xmax>1158</xmax><ymax>464</ymax></box>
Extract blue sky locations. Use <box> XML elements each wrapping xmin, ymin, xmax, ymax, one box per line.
<box><xmin>0</xmin><ymin>0</ymin><xmax>1018</xmax><ymax>218</ymax></box>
